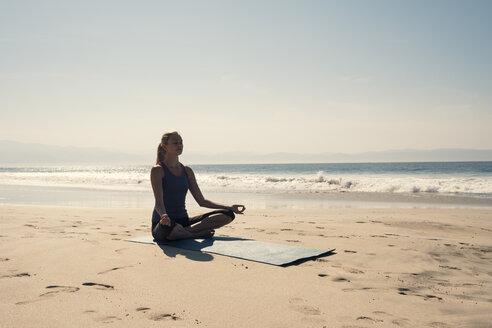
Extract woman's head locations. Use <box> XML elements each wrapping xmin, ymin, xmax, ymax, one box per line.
<box><xmin>156</xmin><ymin>131</ymin><xmax>182</xmax><ymax>164</ymax></box>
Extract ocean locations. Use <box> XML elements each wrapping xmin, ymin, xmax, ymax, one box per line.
<box><xmin>1</xmin><ymin>162</ymin><xmax>491</xmax><ymax>209</ymax></box>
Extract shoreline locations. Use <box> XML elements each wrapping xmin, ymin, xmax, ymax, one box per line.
<box><xmin>1</xmin><ymin>184</ymin><xmax>491</xmax><ymax>210</ymax></box>
<box><xmin>0</xmin><ymin>204</ymin><xmax>491</xmax><ymax>327</ymax></box>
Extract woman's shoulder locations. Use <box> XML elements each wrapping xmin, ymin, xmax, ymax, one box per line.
<box><xmin>151</xmin><ymin>164</ymin><xmax>165</xmax><ymax>177</ymax></box>
<box><xmin>183</xmin><ymin>164</ymin><xmax>195</xmax><ymax>176</ymax></box>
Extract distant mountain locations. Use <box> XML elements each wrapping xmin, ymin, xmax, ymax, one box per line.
<box><xmin>0</xmin><ymin>140</ymin><xmax>148</xmax><ymax>164</ymax></box>
<box><xmin>183</xmin><ymin>149</ymin><xmax>492</xmax><ymax>164</ymax></box>
<box><xmin>1</xmin><ymin>140</ymin><xmax>491</xmax><ymax>164</ymax></box>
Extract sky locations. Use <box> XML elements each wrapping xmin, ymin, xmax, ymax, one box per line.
<box><xmin>1</xmin><ymin>0</ymin><xmax>491</xmax><ymax>157</ymax></box>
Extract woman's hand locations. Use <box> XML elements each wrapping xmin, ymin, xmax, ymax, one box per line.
<box><xmin>160</xmin><ymin>213</ymin><xmax>171</xmax><ymax>226</ymax></box>
<box><xmin>230</xmin><ymin>205</ymin><xmax>246</xmax><ymax>214</ymax></box>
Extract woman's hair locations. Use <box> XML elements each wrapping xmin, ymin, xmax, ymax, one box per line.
<box><xmin>156</xmin><ymin>131</ymin><xmax>181</xmax><ymax>164</ymax></box>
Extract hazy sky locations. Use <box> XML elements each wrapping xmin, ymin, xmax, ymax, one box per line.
<box><xmin>1</xmin><ymin>0</ymin><xmax>491</xmax><ymax>156</ymax></box>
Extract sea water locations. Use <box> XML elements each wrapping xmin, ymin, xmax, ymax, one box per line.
<box><xmin>0</xmin><ymin>162</ymin><xmax>491</xmax><ymax>209</ymax></box>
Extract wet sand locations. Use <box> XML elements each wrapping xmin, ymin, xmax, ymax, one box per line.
<box><xmin>1</xmin><ymin>204</ymin><xmax>491</xmax><ymax>327</ymax></box>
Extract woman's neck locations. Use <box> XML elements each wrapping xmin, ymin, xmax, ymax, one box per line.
<box><xmin>163</xmin><ymin>156</ymin><xmax>179</xmax><ymax>168</ymax></box>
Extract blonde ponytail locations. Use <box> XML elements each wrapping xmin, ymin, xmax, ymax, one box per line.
<box><xmin>155</xmin><ymin>131</ymin><xmax>180</xmax><ymax>164</ymax></box>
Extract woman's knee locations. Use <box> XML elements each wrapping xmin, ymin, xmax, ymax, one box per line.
<box><xmin>152</xmin><ymin>222</ymin><xmax>172</xmax><ymax>241</ymax></box>
<box><xmin>167</xmin><ymin>224</ymin><xmax>188</xmax><ymax>240</ymax></box>
<box><xmin>221</xmin><ymin>209</ymin><xmax>235</xmax><ymax>221</ymax></box>
<box><xmin>216</xmin><ymin>213</ymin><xmax>234</xmax><ymax>224</ymax></box>
<box><xmin>202</xmin><ymin>213</ymin><xmax>232</xmax><ymax>225</ymax></box>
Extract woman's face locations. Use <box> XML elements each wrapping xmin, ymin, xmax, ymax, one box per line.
<box><xmin>164</xmin><ymin>135</ymin><xmax>183</xmax><ymax>156</ymax></box>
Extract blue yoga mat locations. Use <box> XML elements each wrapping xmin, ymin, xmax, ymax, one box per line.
<box><xmin>126</xmin><ymin>235</ymin><xmax>334</xmax><ymax>266</ymax></box>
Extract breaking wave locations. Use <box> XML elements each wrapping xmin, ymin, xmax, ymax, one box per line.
<box><xmin>0</xmin><ymin>164</ymin><xmax>491</xmax><ymax>197</ymax></box>
<box><xmin>196</xmin><ymin>171</ymin><xmax>492</xmax><ymax>195</ymax></box>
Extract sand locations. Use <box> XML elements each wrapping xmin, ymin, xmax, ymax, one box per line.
<box><xmin>1</xmin><ymin>204</ymin><xmax>491</xmax><ymax>327</ymax></box>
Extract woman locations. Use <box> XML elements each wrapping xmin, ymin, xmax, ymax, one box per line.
<box><xmin>151</xmin><ymin>131</ymin><xmax>245</xmax><ymax>241</ymax></box>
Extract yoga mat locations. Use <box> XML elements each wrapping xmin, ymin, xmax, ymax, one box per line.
<box><xmin>126</xmin><ymin>235</ymin><xmax>335</xmax><ymax>266</ymax></box>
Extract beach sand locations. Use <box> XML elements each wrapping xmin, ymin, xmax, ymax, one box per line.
<box><xmin>1</xmin><ymin>204</ymin><xmax>491</xmax><ymax>327</ymax></box>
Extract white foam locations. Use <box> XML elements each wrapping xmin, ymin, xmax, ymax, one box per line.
<box><xmin>0</xmin><ymin>166</ymin><xmax>150</xmax><ymax>192</ymax></box>
<box><xmin>1</xmin><ymin>166</ymin><xmax>491</xmax><ymax>197</ymax></box>
<box><xmin>194</xmin><ymin>172</ymin><xmax>492</xmax><ymax>196</ymax></box>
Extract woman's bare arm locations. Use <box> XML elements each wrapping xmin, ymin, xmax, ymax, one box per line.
<box><xmin>150</xmin><ymin>165</ymin><xmax>171</xmax><ymax>225</ymax></box>
<box><xmin>186</xmin><ymin>166</ymin><xmax>245</xmax><ymax>214</ymax></box>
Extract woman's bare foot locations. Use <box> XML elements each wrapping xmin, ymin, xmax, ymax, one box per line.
<box><xmin>200</xmin><ymin>229</ymin><xmax>215</xmax><ymax>239</ymax></box>
<box><xmin>189</xmin><ymin>229</ymin><xmax>214</xmax><ymax>239</ymax></box>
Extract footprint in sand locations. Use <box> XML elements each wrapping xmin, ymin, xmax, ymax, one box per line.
<box><xmin>136</xmin><ymin>307</ymin><xmax>151</xmax><ymax>312</ymax></box>
<box><xmin>82</xmin><ymin>282</ymin><xmax>114</xmax><ymax>290</ymax></box>
<box><xmin>16</xmin><ymin>285</ymin><xmax>80</xmax><ymax>305</ymax></box>
<box><xmin>357</xmin><ymin>316</ymin><xmax>383</xmax><ymax>323</ymax></box>
<box><xmin>439</xmin><ymin>265</ymin><xmax>461</xmax><ymax>271</ymax></box>
<box><xmin>397</xmin><ymin>287</ymin><xmax>410</xmax><ymax>295</ymax></box>
<box><xmin>327</xmin><ymin>235</ymin><xmax>349</xmax><ymax>239</ymax></box>
<box><xmin>95</xmin><ymin>315</ymin><xmax>122</xmax><ymax>324</ymax></box>
<box><xmin>333</xmin><ymin>277</ymin><xmax>350</xmax><ymax>282</ymax></box>
<box><xmin>150</xmin><ymin>313</ymin><xmax>181</xmax><ymax>321</ymax></box>
<box><xmin>286</xmin><ymin>240</ymin><xmax>300</xmax><ymax>243</ymax></box>
<box><xmin>343</xmin><ymin>267</ymin><xmax>364</xmax><ymax>274</ymax></box>
<box><xmin>41</xmin><ymin>285</ymin><xmax>80</xmax><ymax>296</ymax></box>
<box><xmin>396</xmin><ymin>287</ymin><xmax>443</xmax><ymax>301</ymax></box>
<box><xmin>344</xmin><ymin>250</ymin><xmax>357</xmax><ymax>253</ymax></box>
<box><xmin>428</xmin><ymin>322</ymin><xmax>452</xmax><ymax>328</ymax></box>
<box><xmin>1</xmin><ymin>272</ymin><xmax>30</xmax><ymax>278</ymax></box>
<box><xmin>422</xmin><ymin>294</ymin><xmax>443</xmax><ymax>301</ymax></box>
<box><xmin>391</xmin><ymin>318</ymin><xmax>412</xmax><ymax>327</ymax></box>
<box><xmin>97</xmin><ymin>266</ymin><xmax>133</xmax><ymax>275</ymax></box>
<box><xmin>342</xmin><ymin>286</ymin><xmax>375</xmax><ymax>292</ymax></box>
<box><xmin>289</xmin><ymin>298</ymin><xmax>321</xmax><ymax>316</ymax></box>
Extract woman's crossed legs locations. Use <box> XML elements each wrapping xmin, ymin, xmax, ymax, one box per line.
<box><xmin>153</xmin><ymin>210</ymin><xmax>235</xmax><ymax>241</ymax></box>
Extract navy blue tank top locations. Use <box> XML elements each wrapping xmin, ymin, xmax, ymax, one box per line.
<box><xmin>152</xmin><ymin>163</ymin><xmax>189</xmax><ymax>222</ymax></box>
